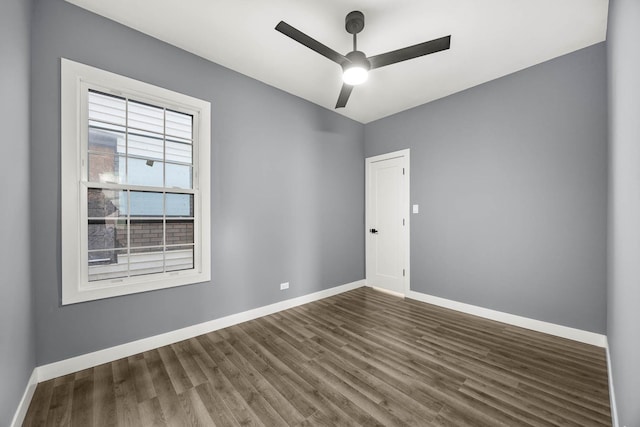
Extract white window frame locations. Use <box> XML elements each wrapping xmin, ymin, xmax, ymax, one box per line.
<box><xmin>61</xmin><ymin>58</ymin><xmax>211</xmax><ymax>305</ymax></box>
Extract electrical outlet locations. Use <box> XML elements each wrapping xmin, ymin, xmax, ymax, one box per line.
<box><xmin>280</xmin><ymin>282</ymin><xmax>289</xmax><ymax>290</ymax></box>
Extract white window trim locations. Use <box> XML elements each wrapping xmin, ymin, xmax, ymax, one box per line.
<box><xmin>61</xmin><ymin>58</ymin><xmax>211</xmax><ymax>305</ymax></box>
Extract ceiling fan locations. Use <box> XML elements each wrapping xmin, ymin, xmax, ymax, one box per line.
<box><xmin>275</xmin><ymin>11</ymin><xmax>451</xmax><ymax>109</ymax></box>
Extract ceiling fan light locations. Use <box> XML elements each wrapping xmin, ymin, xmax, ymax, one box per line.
<box><xmin>343</xmin><ymin>66</ymin><xmax>369</xmax><ymax>85</ymax></box>
<box><xmin>342</xmin><ymin>50</ymin><xmax>371</xmax><ymax>86</ymax></box>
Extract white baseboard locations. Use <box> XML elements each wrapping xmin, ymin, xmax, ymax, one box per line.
<box><xmin>406</xmin><ymin>290</ymin><xmax>607</xmax><ymax>347</ymax></box>
<box><xmin>37</xmin><ymin>279</ymin><xmax>365</xmax><ymax>382</ymax></box>
<box><xmin>10</xmin><ymin>368</ymin><xmax>38</xmax><ymax>427</ymax></box>
<box><xmin>606</xmin><ymin>339</ymin><xmax>620</xmax><ymax>427</ymax></box>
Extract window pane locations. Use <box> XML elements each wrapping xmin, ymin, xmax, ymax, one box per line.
<box><xmin>166</xmin><ymin>140</ymin><xmax>192</xmax><ymax>164</ymax></box>
<box><xmin>88</xmin><ymin>91</ymin><xmax>126</xmax><ymax>126</ymax></box>
<box><xmin>88</xmin><ymin>122</ymin><xmax>126</xmax><ymax>170</ymax></box>
<box><xmin>129</xmin><ymin>191</ymin><xmax>163</xmax><ymax>216</ymax></box>
<box><xmin>166</xmin><ymin>220</ymin><xmax>194</xmax><ymax>245</ymax></box>
<box><xmin>166</xmin><ymin>245</ymin><xmax>194</xmax><ymax>272</ymax></box>
<box><xmin>88</xmin><ymin>249</ymin><xmax>128</xmax><ymax>281</ymax></box>
<box><xmin>89</xmin><ymin>125</ymin><xmax>125</xmax><ymax>153</ymax></box>
<box><xmin>88</xmin><ymin>153</ymin><xmax>125</xmax><ymax>184</ymax></box>
<box><xmin>128</xmin><ymin>157</ymin><xmax>163</xmax><ymax>187</ymax></box>
<box><xmin>128</xmin><ymin>131</ymin><xmax>163</xmax><ymax>160</ymax></box>
<box><xmin>166</xmin><ymin>110</ymin><xmax>192</xmax><ymax>140</ymax></box>
<box><xmin>165</xmin><ymin>163</ymin><xmax>192</xmax><ymax>189</ymax></box>
<box><xmin>166</xmin><ymin>193</ymin><xmax>193</xmax><ymax>217</ymax></box>
<box><xmin>130</xmin><ymin>247</ymin><xmax>164</xmax><ymax>276</ymax></box>
<box><xmin>128</xmin><ymin>100</ymin><xmax>164</xmax><ymax>134</ymax></box>
<box><xmin>88</xmin><ymin>189</ymin><xmax>127</xmax><ymax>218</ymax></box>
<box><xmin>88</xmin><ymin>219</ymin><xmax>127</xmax><ymax>250</ymax></box>
<box><xmin>130</xmin><ymin>219</ymin><xmax>163</xmax><ymax>247</ymax></box>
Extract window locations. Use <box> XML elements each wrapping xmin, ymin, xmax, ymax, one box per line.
<box><xmin>61</xmin><ymin>59</ymin><xmax>211</xmax><ymax>304</ymax></box>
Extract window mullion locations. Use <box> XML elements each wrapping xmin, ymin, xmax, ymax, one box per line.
<box><xmin>163</xmin><ymin>108</ymin><xmax>167</xmax><ymax>273</ymax></box>
<box><xmin>126</xmin><ymin>191</ymin><xmax>131</xmax><ymax>279</ymax></box>
<box><xmin>125</xmin><ymin>99</ymin><xmax>131</xmax><ymax>280</ymax></box>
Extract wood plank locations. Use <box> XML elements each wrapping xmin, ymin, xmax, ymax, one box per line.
<box><xmin>127</xmin><ymin>354</ymin><xmax>156</xmax><ymax>403</ymax></box>
<box><xmin>45</xmin><ymin>382</ymin><xmax>73</xmax><ymax>427</ymax></box>
<box><xmin>156</xmin><ymin>345</ymin><xmax>193</xmax><ymax>394</ymax></box>
<box><xmin>22</xmin><ymin>379</ymin><xmax>55</xmax><ymax>427</ymax></box>
<box><xmin>177</xmin><ymin>387</ymin><xmax>216</xmax><ymax>427</ymax></box>
<box><xmin>93</xmin><ymin>363</ymin><xmax>117</xmax><ymax>427</ymax></box>
<box><xmin>70</xmin><ymin>374</ymin><xmax>94</xmax><ymax>427</ymax></box>
<box><xmin>112</xmin><ymin>358</ymin><xmax>142</xmax><ymax>427</ymax></box>
<box><xmin>144</xmin><ymin>349</ymin><xmax>190</xmax><ymax>426</ymax></box>
<box><xmin>137</xmin><ymin>397</ymin><xmax>167</xmax><ymax>427</ymax></box>
<box><xmin>194</xmin><ymin>382</ymin><xmax>240</xmax><ymax>427</ymax></box>
<box><xmin>171</xmin><ymin>340</ymin><xmax>208</xmax><ymax>388</ymax></box>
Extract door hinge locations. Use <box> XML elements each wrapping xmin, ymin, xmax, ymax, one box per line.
<box><xmin>402</xmin><ymin>168</ymin><xmax>405</xmax><ymax>175</ymax></box>
<box><xmin>403</xmin><ymin>218</ymin><xmax>405</xmax><ymax>226</ymax></box>
<box><xmin>403</xmin><ymin>269</ymin><xmax>405</xmax><ymax>277</ymax></box>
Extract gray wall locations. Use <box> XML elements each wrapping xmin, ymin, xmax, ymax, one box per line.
<box><xmin>0</xmin><ymin>0</ymin><xmax>35</xmax><ymax>424</ymax></box>
<box><xmin>365</xmin><ymin>43</ymin><xmax>608</xmax><ymax>334</ymax></box>
<box><xmin>607</xmin><ymin>0</ymin><xmax>640</xmax><ymax>425</ymax></box>
<box><xmin>31</xmin><ymin>0</ymin><xmax>364</xmax><ymax>365</ymax></box>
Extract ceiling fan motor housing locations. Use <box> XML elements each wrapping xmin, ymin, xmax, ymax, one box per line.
<box><xmin>345</xmin><ymin>11</ymin><xmax>365</xmax><ymax>34</ymax></box>
<box><xmin>344</xmin><ymin>50</ymin><xmax>371</xmax><ymax>71</ymax></box>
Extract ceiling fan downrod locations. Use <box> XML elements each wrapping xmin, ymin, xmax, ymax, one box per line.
<box><xmin>345</xmin><ymin>10</ymin><xmax>365</xmax><ymax>52</ymax></box>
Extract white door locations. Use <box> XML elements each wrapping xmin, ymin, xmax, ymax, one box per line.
<box><xmin>366</xmin><ymin>149</ymin><xmax>410</xmax><ymax>296</ymax></box>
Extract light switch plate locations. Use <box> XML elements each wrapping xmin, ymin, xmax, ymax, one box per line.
<box><xmin>412</xmin><ymin>204</ymin><xmax>419</xmax><ymax>214</ymax></box>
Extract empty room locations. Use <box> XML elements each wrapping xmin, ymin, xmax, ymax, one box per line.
<box><xmin>2</xmin><ymin>0</ymin><xmax>639</xmax><ymax>425</ymax></box>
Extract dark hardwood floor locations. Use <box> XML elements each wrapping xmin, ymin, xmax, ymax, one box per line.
<box><xmin>23</xmin><ymin>287</ymin><xmax>611</xmax><ymax>426</ymax></box>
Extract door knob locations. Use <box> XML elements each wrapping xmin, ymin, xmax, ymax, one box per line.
<box><xmin>369</xmin><ymin>228</ymin><xmax>378</xmax><ymax>234</ymax></box>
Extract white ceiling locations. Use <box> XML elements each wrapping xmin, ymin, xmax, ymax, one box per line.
<box><xmin>66</xmin><ymin>0</ymin><xmax>609</xmax><ymax>124</ymax></box>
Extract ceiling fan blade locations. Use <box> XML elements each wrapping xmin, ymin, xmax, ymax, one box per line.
<box><xmin>276</xmin><ymin>21</ymin><xmax>348</xmax><ymax>65</ymax></box>
<box><xmin>368</xmin><ymin>35</ymin><xmax>451</xmax><ymax>70</ymax></box>
<box><xmin>335</xmin><ymin>83</ymin><xmax>354</xmax><ymax>109</ymax></box>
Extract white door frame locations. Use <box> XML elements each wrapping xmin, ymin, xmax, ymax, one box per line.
<box><xmin>365</xmin><ymin>149</ymin><xmax>410</xmax><ymax>296</ymax></box>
